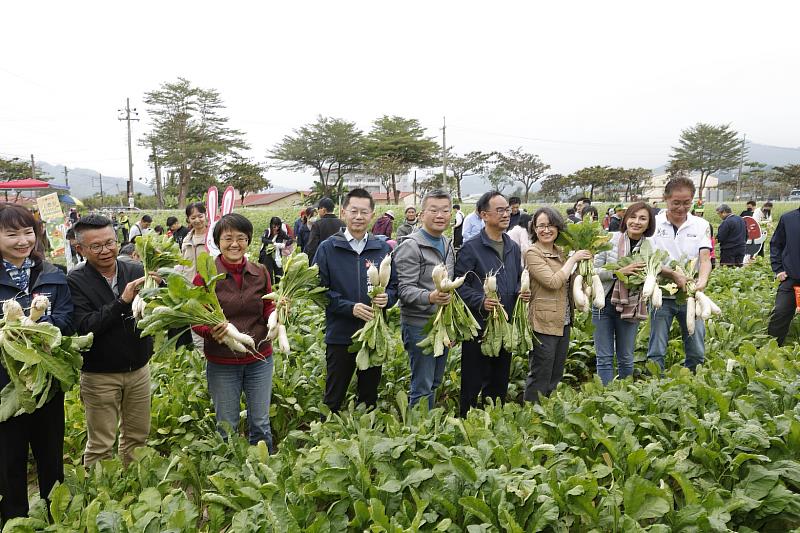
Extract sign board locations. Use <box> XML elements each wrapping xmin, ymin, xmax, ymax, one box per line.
<box><xmin>36</xmin><ymin>193</ymin><xmax>63</xmax><ymax>223</ymax></box>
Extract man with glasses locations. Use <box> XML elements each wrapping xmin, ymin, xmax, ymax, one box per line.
<box><xmin>454</xmin><ymin>191</ymin><xmax>529</xmax><ymax>417</ymax></box>
<box><xmin>67</xmin><ymin>214</ymin><xmax>153</xmax><ymax>467</ymax></box>
<box><xmin>394</xmin><ymin>189</ymin><xmax>456</xmax><ymax>409</ymax></box>
<box><xmin>648</xmin><ymin>177</ymin><xmax>712</xmax><ymax>372</ymax></box>
<box><xmin>312</xmin><ymin>189</ymin><xmax>398</xmax><ymax>413</ymax></box>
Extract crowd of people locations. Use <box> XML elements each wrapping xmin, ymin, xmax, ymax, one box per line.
<box><xmin>1</xmin><ymin>181</ymin><xmax>798</xmax><ymax>521</ymax></box>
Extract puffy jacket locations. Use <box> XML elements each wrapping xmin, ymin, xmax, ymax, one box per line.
<box><xmin>306</xmin><ymin>214</ymin><xmax>345</xmax><ymax>262</ymax></box>
<box><xmin>68</xmin><ymin>260</ymin><xmax>153</xmax><ymax>373</ymax></box>
<box><xmin>0</xmin><ymin>261</ymin><xmax>73</xmax><ymax>390</ymax></box>
<box><xmin>394</xmin><ymin>230</ymin><xmax>455</xmax><ymax>327</ymax></box>
<box><xmin>312</xmin><ymin>232</ymin><xmax>398</xmax><ymax>344</ymax></box>
<box><xmin>454</xmin><ymin>229</ymin><xmax>523</xmax><ymax>329</ymax></box>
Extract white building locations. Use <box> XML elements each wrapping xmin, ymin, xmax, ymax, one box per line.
<box><xmin>643</xmin><ymin>172</ymin><xmax>721</xmax><ymax>202</ymax></box>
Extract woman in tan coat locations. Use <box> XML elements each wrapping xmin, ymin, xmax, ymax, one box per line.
<box><xmin>524</xmin><ymin>207</ymin><xmax>591</xmax><ymax>403</ymax></box>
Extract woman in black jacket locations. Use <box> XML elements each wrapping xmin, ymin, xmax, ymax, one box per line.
<box><xmin>259</xmin><ymin>217</ymin><xmax>293</xmax><ymax>282</ymax></box>
<box><xmin>0</xmin><ymin>204</ymin><xmax>73</xmax><ymax>522</ymax></box>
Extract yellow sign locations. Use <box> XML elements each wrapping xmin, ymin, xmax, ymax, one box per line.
<box><xmin>36</xmin><ymin>193</ymin><xmax>64</xmax><ymax>223</ymax></box>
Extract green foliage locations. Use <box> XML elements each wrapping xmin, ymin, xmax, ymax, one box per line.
<box><xmin>221</xmin><ymin>156</ymin><xmax>269</xmax><ymax>205</ymax></box>
<box><xmin>494</xmin><ymin>147</ymin><xmax>550</xmax><ymax>202</ymax></box>
<box><xmin>269</xmin><ymin>115</ymin><xmax>364</xmax><ymax>199</ymax></box>
<box><xmin>142</xmin><ymin>77</ymin><xmax>249</xmax><ymax>207</ymax></box>
<box><xmin>669</xmin><ymin>122</ymin><xmax>746</xmax><ymax>199</ymax></box>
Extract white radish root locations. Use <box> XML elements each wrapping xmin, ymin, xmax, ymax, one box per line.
<box><xmin>592</xmin><ymin>274</ymin><xmax>605</xmax><ymax>309</ymax></box>
<box><xmin>651</xmin><ymin>286</ymin><xmax>663</xmax><ymax>309</ymax></box>
<box><xmin>642</xmin><ymin>275</ymin><xmax>657</xmax><ymax>300</ymax></box>
<box><xmin>225</xmin><ymin>323</ymin><xmax>256</xmax><ymax>352</ymax></box>
<box><xmin>572</xmin><ymin>276</ymin><xmax>587</xmax><ymax>309</ymax></box>
<box><xmin>686</xmin><ymin>296</ymin><xmax>696</xmax><ymax>336</ymax></box>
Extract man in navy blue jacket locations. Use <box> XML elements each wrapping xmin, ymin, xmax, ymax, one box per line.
<box><xmin>715</xmin><ymin>204</ymin><xmax>747</xmax><ymax>266</ymax></box>
<box><xmin>768</xmin><ymin>206</ymin><xmax>800</xmax><ymax>345</ymax></box>
<box><xmin>455</xmin><ymin>191</ymin><xmax>530</xmax><ymax>418</ymax></box>
<box><xmin>313</xmin><ymin>188</ymin><xmax>398</xmax><ymax>413</ymax></box>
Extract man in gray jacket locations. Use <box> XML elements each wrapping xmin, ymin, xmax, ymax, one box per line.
<box><xmin>394</xmin><ymin>189</ymin><xmax>456</xmax><ymax>409</ymax></box>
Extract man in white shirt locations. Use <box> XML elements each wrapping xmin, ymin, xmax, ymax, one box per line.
<box><xmin>127</xmin><ymin>215</ymin><xmax>153</xmax><ymax>243</ymax></box>
<box><xmin>461</xmin><ymin>206</ymin><xmax>484</xmax><ymax>243</ymax></box>
<box><xmin>452</xmin><ymin>204</ymin><xmax>465</xmax><ymax>248</ymax></box>
<box><xmin>647</xmin><ymin>177</ymin><xmax>712</xmax><ymax>371</ymax></box>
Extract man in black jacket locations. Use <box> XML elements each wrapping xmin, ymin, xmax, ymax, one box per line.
<box><xmin>68</xmin><ymin>214</ymin><xmax>153</xmax><ymax>467</ymax></box>
<box><xmin>304</xmin><ymin>197</ymin><xmax>344</xmax><ymax>262</ymax></box>
<box><xmin>768</xmin><ymin>206</ymin><xmax>800</xmax><ymax>346</ymax></box>
<box><xmin>715</xmin><ymin>204</ymin><xmax>747</xmax><ymax>266</ymax></box>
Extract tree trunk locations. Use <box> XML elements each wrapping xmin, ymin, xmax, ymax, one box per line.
<box><xmin>523</xmin><ymin>182</ymin><xmax>531</xmax><ymax>203</ymax></box>
<box><xmin>456</xmin><ymin>173</ymin><xmax>463</xmax><ymax>202</ymax></box>
<box><xmin>178</xmin><ymin>165</ymin><xmax>190</xmax><ymax>208</ymax></box>
<box><xmin>391</xmin><ymin>173</ymin><xmax>399</xmax><ymax>204</ymax></box>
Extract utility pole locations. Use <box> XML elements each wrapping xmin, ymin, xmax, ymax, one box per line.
<box><xmin>30</xmin><ymin>154</ymin><xmax>35</xmax><ymax>179</ymax></box>
<box><xmin>152</xmin><ymin>143</ymin><xmax>164</xmax><ymax>209</ymax></box>
<box><xmin>441</xmin><ymin>116</ymin><xmax>447</xmax><ymax>188</ymax></box>
<box><xmin>63</xmin><ymin>166</ymin><xmax>69</xmax><ymax>188</ymax></box>
<box><xmin>736</xmin><ymin>134</ymin><xmax>746</xmax><ymax>200</ymax></box>
<box><xmin>118</xmin><ymin>98</ymin><xmax>139</xmax><ymax>208</ymax></box>
<box><xmin>413</xmin><ymin>170</ymin><xmax>417</xmax><ymax>205</ymax></box>
<box><xmin>99</xmin><ymin>173</ymin><xmax>104</xmax><ymax>206</ymax></box>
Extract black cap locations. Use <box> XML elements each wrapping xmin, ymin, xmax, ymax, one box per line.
<box><xmin>317</xmin><ymin>197</ymin><xmax>335</xmax><ymax>211</ymax></box>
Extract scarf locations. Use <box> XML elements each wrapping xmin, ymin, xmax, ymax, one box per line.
<box><xmin>3</xmin><ymin>257</ymin><xmax>35</xmax><ymax>294</ymax></box>
<box><xmin>220</xmin><ymin>256</ymin><xmax>246</xmax><ymax>290</ymax></box>
<box><xmin>609</xmin><ymin>233</ymin><xmax>648</xmax><ymax>322</ymax></box>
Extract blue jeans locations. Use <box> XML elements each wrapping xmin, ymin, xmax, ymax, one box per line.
<box><xmin>647</xmin><ymin>298</ymin><xmax>705</xmax><ymax>371</ymax></box>
<box><xmin>206</xmin><ymin>357</ymin><xmax>274</xmax><ymax>450</ymax></box>
<box><xmin>592</xmin><ymin>303</ymin><xmax>639</xmax><ymax>385</ymax></box>
<box><xmin>402</xmin><ymin>323</ymin><xmax>448</xmax><ymax>409</ymax></box>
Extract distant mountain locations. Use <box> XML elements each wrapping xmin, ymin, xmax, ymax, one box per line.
<box><xmin>37</xmin><ymin>162</ymin><xmax>152</xmax><ymax>199</ymax></box>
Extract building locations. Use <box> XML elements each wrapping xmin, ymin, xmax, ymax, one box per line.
<box><xmin>370</xmin><ymin>191</ymin><xmax>420</xmax><ymax>207</ymax></box>
<box><xmin>233</xmin><ymin>190</ymin><xmax>311</xmax><ymax>208</ymax></box>
<box><xmin>643</xmin><ymin>172</ymin><xmax>721</xmax><ymax>202</ymax></box>
<box><xmin>342</xmin><ymin>172</ymin><xmax>415</xmax><ymax>194</ymax></box>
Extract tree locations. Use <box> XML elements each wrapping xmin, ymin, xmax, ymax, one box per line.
<box><xmin>537</xmin><ymin>173</ymin><xmax>568</xmax><ymax>202</ymax></box>
<box><xmin>445</xmin><ymin>150</ymin><xmax>491</xmax><ymax>202</ymax></box>
<box><xmin>0</xmin><ymin>156</ymin><xmax>46</xmax><ymax>182</ymax></box>
<box><xmin>418</xmin><ymin>172</ymin><xmax>458</xmax><ymax>197</ymax></box>
<box><xmin>567</xmin><ymin>166</ymin><xmax>612</xmax><ymax>200</ymax></box>
<box><xmin>668</xmin><ymin>123</ymin><xmax>745</xmax><ymax>200</ymax></box>
<box><xmin>774</xmin><ymin>164</ymin><xmax>800</xmax><ymax>197</ymax></box>
<box><xmin>362</xmin><ymin>155</ymin><xmax>409</xmax><ymax>204</ymax></box>
<box><xmin>494</xmin><ymin>148</ymin><xmax>550</xmax><ymax>202</ymax></box>
<box><xmin>610</xmin><ymin>167</ymin><xmax>652</xmax><ymax>201</ymax></box>
<box><xmin>269</xmin><ymin>116</ymin><xmax>364</xmax><ymax>198</ymax></box>
<box><xmin>221</xmin><ymin>157</ymin><xmax>269</xmax><ymax>205</ymax></box>
<box><xmin>142</xmin><ymin>78</ymin><xmax>249</xmax><ymax>207</ymax></box>
<box><xmin>365</xmin><ymin>116</ymin><xmax>439</xmax><ymax>204</ymax></box>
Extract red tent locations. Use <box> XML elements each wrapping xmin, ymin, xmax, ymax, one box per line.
<box><xmin>0</xmin><ymin>179</ymin><xmax>58</xmax><ymax>189</ymax></box>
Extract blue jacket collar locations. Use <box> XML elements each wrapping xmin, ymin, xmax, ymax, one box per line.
<box><xmin>478</xmin><ymin>228</ymin><xmax>515</xmax><ymax>259</ymax></box>
<box><xmin>330</xmin><ymin>231</ymin><xmax>385</xmax><ymax>252</ymax></box>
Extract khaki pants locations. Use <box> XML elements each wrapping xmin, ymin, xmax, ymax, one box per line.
<box><xmin>80</xmin><ymin>365</ymin><xmax>151</xmax><ymax>467</ymax></box>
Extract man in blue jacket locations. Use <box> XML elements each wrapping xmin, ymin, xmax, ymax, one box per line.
<box><xmin>768</xmin><ymin>205</ymin><xmax>800</xmax><ymax>346</ymax></box>
<box><xmin>455</xmin><ymin>191</ymin><xmax>529</xmax><ymax>418</ymax></box>
<box><xmin>715</xmin><ymin>204</ymin><xmax>747</xmax><ymax>266</ymax></box>
<box><xmin>313</xmin><ymin>188</ymin><xmax>398</xmax><ymax>413</ymax></box>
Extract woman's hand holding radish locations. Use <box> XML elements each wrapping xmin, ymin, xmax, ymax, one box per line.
<box><xmin>211</xmin><ymin>321</ymin><xmax>229</xmax><ymax>343</ymax></box>
<box><xmin>519</xmin><ymin>290</ymin><xmax>531</xmax><ymax>302</ymax></box>
<box><xmin>353</xmin><ymin>302</ymin><xmax>374</xmax><ymax>322</ymax></box>
<box><xmin>617</xmin><ymin>261</ymin><xmax>645</xmax><ymax>276</ymax></box>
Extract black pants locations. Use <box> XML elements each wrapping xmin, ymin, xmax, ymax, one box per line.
<box><xmin>768</xmin><ymin>278</ymin><xmax>799</xmax><ymax>346</ymax></box>
<box><xmin>453</xmin><ymin>225</ymin><xmax>463</xmax><ymax>249</ymax></box>
<box><xmin>524</xmin><ymin>326</ymin><xmax>571</xmax><ymax>404</ymax></box>
<box><xmin>324</xmin><ymin>344</ymin><xmax>382</xmax><ymax>413</ymax></box>
<box><xmin>459</xmin><ymin>339</ymin><xmax>511</xmax><ymax>418</ymax></box>
<box><xmin>0</xmin><ymin>392</ymin><xmax>64</xmax><ymax>521</ymax></box>
<box><xmin>719</xmin><ymin>249</ymin><xmax>744</xmax><ymax>267</ymax></box>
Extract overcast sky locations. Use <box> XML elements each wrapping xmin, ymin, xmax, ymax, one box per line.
<box><xmin>2</xmin><ymin>0</ymin><xmax>799</xmax><ymax>189</ymax></box>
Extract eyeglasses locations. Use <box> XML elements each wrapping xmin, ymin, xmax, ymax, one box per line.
<box><xmin>426</xmin><ymin>208</ymin><xmax>452</xmax><ymax>216</ymax></box>
<box><xmin>220</xmin><ymin>237</ymin><xmax>249</xmax><ymax>245</ymax></box>
<box><xmin>345</xmin><ymin>209</ymin><xmax>373</xmax><ymax>218</ymax></box>
<box><xmin>482</xmin><ymin>207</ymin><xmax>511</xmax><ymax>215</ymax></box>
<box><xmin>87</xmin><ymin>240</ymin><xmax>118</xmax><ymax>254</ymax></box>
<box><xmin>535</xmin><ymin>224</ymin><xmax>556</xmax><ymax>232</ymax></box>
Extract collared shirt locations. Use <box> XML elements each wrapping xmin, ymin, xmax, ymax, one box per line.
<box><xmin>3</xmin><ymin>258</ymin><xmax>34</xmax><ymax>293</ymax></box>
<box><xmin>650</xmin><ymin>211</ymin><xmax>712</xmax><ymax>261</ymax></box>
<box><xmin>102</xmin><ymin>266</ymin><xmax>119</xmax><ymax>297</ymax></box>
<box><xmin>461</xmin><ymin>212</ymin><xmax>484</xmax><ymax>242</ymax></box>
<box><xmin>344</xmin><ymin>228</ymin><xmax>368</xmax><ymax>255</ymax></box>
